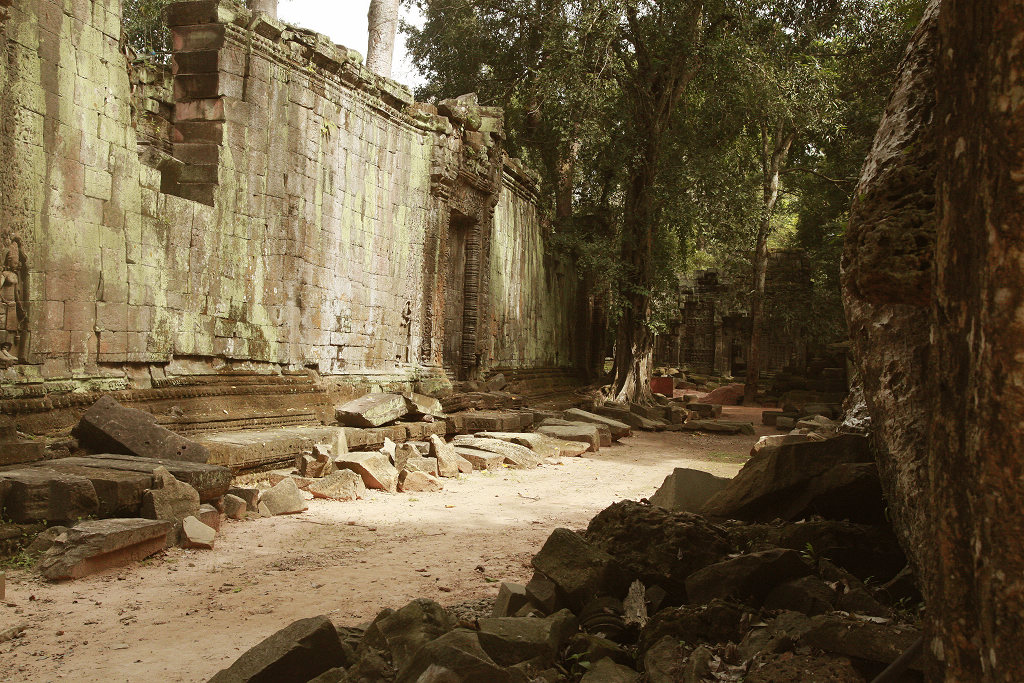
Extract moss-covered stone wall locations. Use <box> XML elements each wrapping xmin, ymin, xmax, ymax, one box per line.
<box><xmin>0</xmin><ymin>0</ymin><xmax>577</xmax><ymax>401</ymax></box>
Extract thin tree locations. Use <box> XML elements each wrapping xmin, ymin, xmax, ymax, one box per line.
<box><xmin>367</xmin><ymin>0</ymin><xmax>401</xmax><ymax>77</ymax></box>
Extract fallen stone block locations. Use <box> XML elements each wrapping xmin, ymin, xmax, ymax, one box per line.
<box><xmin>362</xmin><ymin>598</ymin><xmax>454</xmax><ymax>672</ymax></box>
<box><xmin>198</xmin><ymin>503</ymin><xmax>221</xmax><ymax>531</ymax></box>
<box><xmin>492</xmin><ymin>582</ymin><xmax>530</xmax><ymax>617</ymax></box>
<box><xmin>796</xmin><ymin>414</ymin><xmax>838</xmax><ymax>432</ymax></box>
<box><xmin>258</xmin><ymin>478</ymin><xmax>308</xmax><ymax>516</ymax></box>
<box><xmin>536</xmin><ymin>424</ymin><xmax>600</xmax><ymax>451</ymax></box>
<box><xmin>308</xmin><ymin>470</ymin><xmax>366</xmax><ymax>501</ymax></box>
<box><xmin>700</xmin><ymin>383</ymin><xmax>745</xmax><ymax>406</ymax></box>
<box><xmin>477</xmin><ymin>608</ymin><xmax>579</xmax><ymax>667</ymax></box>
<box><xmin>592</xmin><ymin>405</ymin><xmax>666</xmax><ymax>431</ymax></box>
<box><xmin>454</xmin><ymin>447</ymin><xmax>505</xmax><ymax>470</ymax></box>
<box><xmin>800</xmin><ymin>614</ymin><xmax>922</xmax><ymax>668</ymax></box>
<box><xmin>37</xmin><ymin>518</ymin><xmax>172</xmax><ymax>580</ymax></box>
<box><xmin>74</xmin><ymin>395</ymin><xmax>209</xmax><ymax>463</ymax></box>
<box><xmin>268</xmin><ymin>473</ymin><xmax>317</xmax><ymax>490</ymax></box>
<box><xmin>428</xmin><ymin>434</ymin><xmax>462</xmax><ymax>478</ymax></box>
<box><xmin>335</xmin><ymin>393</ymin><xmax>409</xmax><ymax>428</ymax></box>
<box><xmin>474</xmin><ymin>432</ymin><xmax>559</xmax><ymax>458</ymax></box>
<box><xmin>453</xmin><ymin>410</ymin><xmax>531</xmax><ymax>433</ymax></box>
<box><xmin>679</xmin><ymin>420</ymin><xmax>754</xmax><ymax>435</ymax></box>
<box><xmin>227</xmin><ymin>486</ymin><xmax>260</xmax><ymax>510</ymax></box>
<box><xmin>392</xmin><ymin>443</ymin><xmax>420</xmax><ymax>472</ymax></box>
<box><xmin>403</xmin><ymin>454</ymin><xmax>439</xmax><ymax>476</ymax></box>
<box><xmin>686</xmin><ymin>402</ymin><xmax>723</xmax><ymax>419</ymax></box>
<box><xmin>629</xmin><ymin>402</ymin><xmax>669</xmax><ymax>422</ymax></box>
<box><xmin>541</xmin><ymin>418</ymin><xmax>611</xmax><ymax>447</ymax></box>
<box><xmin>751</xmin><ymin>433</ymin><xmax>818</xmax><ymax>455</ymax></box>
<box><xmin>222</xmin><ymin>494</ymin><xmax>247</xmax><ymax>519</ymax></box>
<box><xmin>27</xmin><ymin>463</ymin><xmax>153</xmax><ymax>518</ymax></box>
<box><xmin>649</xmin><ymin>468</ymin><xmax>730</xmax><ymax>514</ymax></box>
<box><xmin>398</xmin><ymin>470</ymin><xmax>444</xmax><ymax>492</ymax></box>
<box><xmin>684</xmin><ymin>548</ymin><xmax>811</xmax><ymax>606</ymax></box>
<box><xmin>45</xmin><ymin>455</ymin><xmax>231</xmax><ymax>502</ymax></box>
<box><xmin>526</xmin><ymin>572</ymin><xmax>561</xmax><ymax>614</ymax></box>
<box><xmin>0</xmin><ymin>469</ymin><xmax>99</xmax><ymax>523</ymax></box>
<box><xmin>763</xmin><ymin>575</ymin><xmax>836</xmax><ymax>616</ymax></box>
<box><xmin>404</xmin><ymin>393</ymin><xmax>445</xmax><ymax>418</ymax></box>
<box><xmin>532</xmin><ymin>528</ymin><xmax>627</xmax><ymax>611</ymax></box>
<box><xmin>563</xmin><ymin>409</ymin><xmax>631</xmax><ymax>439</ymax></box>
<box><xmin>208</xmin><ymin>615</ymin><xmax>349</xmax><ymax>683</ymax></box>
<box><xmin>484</xmin><ymin>372</ymin><xmax>508</xmax><ymax>391</ymax></box>
<box><xmin>0</xmin><ymin>431</ymin><xmax>45</xmax><ymax>467</ymax></box>
<box><xmin>452</xmin><ymin>437</ymin><xmax>541</xmax><ymax>469</ymax></box>
<box><xmin>141</xmin><ymin>467</ymin><xmax>201</xmax><ymax>524</ymax></box>
<box><xmin>181</xmin><ymin>515</ymin><xmax>216</xmax><ymax>549</ymax></box>
<box><xmin>394</xmin><ymin>629</ymin><xmax>517</xmax><ymax>683</ymax></box>
<box><xmin>776</xmin><ymin>416</ymin><xmax>796</xmax><ymax>429</ymax></box>
<box><xmin>336</xmin><ymin>451</ymin><xmax>398</xmax><ymax>492</ymax></box>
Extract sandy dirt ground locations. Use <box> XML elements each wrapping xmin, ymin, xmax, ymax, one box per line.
<box><xmin>1</xmin><ymin>406</ymin><xmax>770</xmax><ymax>683</ymax></box>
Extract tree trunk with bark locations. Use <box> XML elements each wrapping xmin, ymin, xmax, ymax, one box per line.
<box><xmin>744</xmin><ymin>122</ymin><xmax>793</xmax><ymax>404</ymax></box>
<box><xmin>844</xmin><ymin>0</ymin><xmax>1024</xmax><ymax>677</ymax></box>
<box><xmin>367</xmin><ymin>0</ymin><xmax>400</xmax><ymax>78</ymax></box>
<box><xmin>246</xmin><ymin>0</ymin><xmax>277</xmax><ymax>20</ymax></box>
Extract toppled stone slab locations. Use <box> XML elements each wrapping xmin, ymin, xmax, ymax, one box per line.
<box><xmin>454</xmin><ymin>447</ymin><xmax>505</xmax><ymax>470</ymax></box>
<box><xmin>679</xmin><ymin>420</ymin><xmax>754</xmax><ymax>435</ymax></box>
<box><xmin>141</xmin><ymin>466</ymin><xmax>200</xmax><ymax>524</ymax></box>
<box><xmin>684</xmin><ymin>548</ymin><xmax>811</xmax><ymax>605</ymax></box>
<box><xmin>536</xmin><ymin>424</ymin><xmax>600</xmax><ymax>451</ymax></box>
<box><xmin>196</xmin><ymin>425</ymin><xmax>348</xmax><ymax>471</ymax></box>
<box><xmin>700</xmin><ymin>383</ymin><xmax>745</xmax><ymax>405</ymax></box>
<box><xmin>686</xmin><ymin>403</ymin><xmax>723</xmax><ymax>419</ymax></box>
<box><xmin>227</xmin><ymin>486</ymin><xmax>260</xmax><ymax>510</ymax></box>
<box><xmin>649</xmin><ymin>468</ymin><xmax>730</xmax><ymax>513</ymax></box>
<box><xmin>453</xmin><ymin>437</ymin><xmax>541</xmax><ymax>469</ymax></box>
<box><xmin>37</xmin><ymin>518</ymin><xmax>172</xmax><ymax>580</ymax></box>
<box><xmin>181</xmin><ymin>515</ymin><xmax>216</xmax><ymax>549</ymax></box>
<box><xmin>336</xmin><ymin>451</ymin><xmax>398</xmax><ymax>492</ymax></box>
<box><xmin>25</xmin><ymin>463</ymin><xmax>153</xmax><ymax>518</ymax></box>
<box><xmin>532</xmin><ymin>528</ymin><xmax>627</xmax><ymax>611</ymax></box>
<box><xmin>74</xmin><ymin>395</ymin><xmax>209</xmax><ymax>463</ymax></box>
<box><xmin>395</xmin><ymin>629</ymin><xmax>516</xmax><ymax>683</ymax></box>
<box><xmin>450</xmin><ymin>410</ymin><xmax>533</xmax><ymax>434</ymax></box>
<box><xmin>592</xmin><ymin>405</ymin><xmax>666</xmax><ymax>431</ymax></box>
<box><xmin>492</xmin><ymin>582</ymin><xmax>530</xmax><ymax>617</ymax></box>
<box><xmin>403</xmin><ymin>454</ymin><xmax>439</xmax><ymax>476</ymax></box>
<box><xmin>581</xmin><ymin>658</ymin><xmax>641</xmax><ymax>682</ymax></box>
<box><xmin>404</xmin><ymin>393</ymin><xmax>445</xmax><ymax>418</ymax></box>
<box><xmin>199</xmin><ymin>503</ymin><xmax>221</xmax><ymax>531</ymax></box>
<box><xmin>563</xmin><ymin>409</ymin><xmax>631</xmax><ymax>439</ymax></box>
<box><xmin>308</xmin><ymin>470</ymin><xmax>366</xmax><ymax>501</ymax></box>
<box><xmin>477</xmin><ymin>608</ymin><xmax>578</xmax><ymax>667</ymax></box>
<box><xmin>398</xmin><ymin>470</ymin><xmax>443</xmax><ymax>492</ymax></box>
<box><xmin>541</xmin><ymin>419</ymin><xmax>611</xmax><ymax>447</ymax></box>
<box><xmin>362</xmin><ymin>598</ymin><xmax>454</xmax><ymax>671</ymax></box>
<box><xmin>208</xmin><ymin>615</ymin><xmax>349</xmax><ymax>683</ymax></box>
<box><xmin>475</xmin><ymin>432</ymin><xmax>587</xmax><ymax>458</ymax></box>
<box><xmin>335</xmin><ymin>393</ymin><xmax>408</xmax><ymax>428</ymax></box>
<box><xmin>429</xmin><ymin>434</ymin><xmax>463</xmax><ymax>477</ymax></box>
<box><xmin>258</xmin><ymin>478</ymin><xmax>308</xmax><ymax>516</ymax></box>
<box><xmin>40</xmin><ymin>455</ymin><xmax>232</xmax><ymax>502</ymax></box>
<box><xmin>701</xmin><ymin>434</ymin><xmax>875</xmax><ymax>522</ymax></box>
<box><xmin>800</xmin><ymin>614</ymin><xmax>922</xmax><ymax>667</ymax></box>
<box><xmin>0</xmin><ymin>422</ymin><xmax>45</xmax><ymax>466</ymax></box>
<box><xmin>222</xmin><ymin>494</ymin><xmax>247</xmax><ymax>519</ymax></box>
<box><xmin>0</xmin><ymin>469</ymin><xmax>100</xmax><ymax>523</ymax></box>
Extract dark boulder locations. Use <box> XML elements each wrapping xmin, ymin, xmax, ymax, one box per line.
<box><xmin>207</xmin><ymin>615</ymin><xmax>349</xmax><ymax>683</ymax></box>
<box><xmin>684</xmin><ymin>548</ymin><xmax>812</xmax><ymax>606</ymax></box>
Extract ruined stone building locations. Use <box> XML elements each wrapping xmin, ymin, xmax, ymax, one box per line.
<box><xmin>0</xmin><ymin>0</ymin><xmax>577</xmax><ymax>457</ymax></box>
<box><xmin>654</xmin><ymin>250</ymin><xmax>813</xmax><ymax>377</ymax></box>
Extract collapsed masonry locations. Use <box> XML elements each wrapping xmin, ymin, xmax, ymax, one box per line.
<box><xmin>0</xmin><ymin>0</ymin><xmax>583</xmax><ymax>464</ymax></box>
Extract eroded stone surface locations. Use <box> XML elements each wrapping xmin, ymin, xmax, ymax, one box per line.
<box><xmin>38</xmin><ymin>518</ymin><xmax>172</xmax><ymax>580</ymax></box>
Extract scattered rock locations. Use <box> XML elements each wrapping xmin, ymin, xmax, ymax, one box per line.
<box><xmin>335</xmin><ymin>393</ymin><xmax>409</xmax><ymax>428</ymax></box>
<box><xmin>394</xmin><ymin>629</ymin><xmax>518</xmax><ymax>683</ymax></box>
<box><xmin>398</xmin><ymin>470</ymin><xmax>443</xmax><ymax>493</ymax></box>
<box><xmin>763</xmin><ymin>575</ymin><xmax>836</xmax><ymax>616</ymax></box>
<box><xmin>649</xmin><ymin>468</ymin><xmax>730</xmax><ymax>513</ymax></box>
<box><xmin>181</xmin><ymin>515</ymin><xmax>216</xmax><ymax>549</ymax></box>
<box><xmin>532</xmin><ymin>528</ymin><xmax>628</xmax><ymax>611</ymax></box>
<box><xmin>404</xmin><ymin>393</ymin><xmax>444</xmax><ymax>418</ymax></box>
<box><xmin>580</xmin><ymin>657</ymin><xmax>640</xmax><ymax>682</ymax></box>
<box><xmin>454</xmin><ymin>447</ymin><xmax>505</xmax><ymax>470</ymax></box>
<box><xmin>222</xmin><ymin>494</ymin><xmax>247</xmax><ymax>519</ymax></box>
<box><xmin>643</xmin><ymin>636</ymin><xmax>685</xmax><ymax>683</ymax></box>
<box><xmin>476</xmin><ymin>608</ymin><xmax>579</xmax><ymax>667</ymax></box>
<box><xmin>227</xmin><ymin>486</ymin><xmax>260</xmax><ymax>511</ymax></box>
<box><xmin>336</xmin><ymin>451</ymin><xmax>399</xmax><ymax>492</ymax></box>
<box><xmin>361</xmin><ymin>598</ymin><xmax>454</xmax><ymax>672</ymax></box>
<box><xmin>684</xmin><ymin>548</ymin><xmax>811</xmax><ymax>606</ymax></box>
<box><xmin>208</xmin><ymin>615</ymin><xmax>349</xmax><ymax>683</ymax></box>
<box><xmin>141</xmin><ymin>467</ymin><xmax>201</xmax><ymax>528</ymax></box>
<box><xmin>37</xmin><ymin>518</ymin><xmax>172</xmax><ymax>580</ymax></box>
<box><xmin>536</xmin><ymin>424</ymin><xmax>600</xmax><ymax>451</ymax></box>
<box><xmin>74</xmin><ymin>395</ymin><xmax>210</xmax><ymax>463</ymax></box>
<box><xmin>453</xmin><ymin>437</ymin><xmax>541</xmax><ymax>468</ymax></box>
<box><xmin>199</xmin><ymin>503</ymin><xmax>221</xmax><ymax>531</ymax></box>
<box><xmin>403</xmin><ymin>454</ymin><xmax>439</xmax><ymax>476</ymax></box>
<box><xmin>308</xmin><ymin>470</ymin><xmax>367</xmax><ymax>501</ymax></box>
<box><xmin>429</xmin><ymin>434</ymin><xmax>463</xmax><ymax>477</ymax></box>
<box><xmin>800</xmin><ymin>613</ymin><xmax>922</xmax><ymax>668</ymax></box>
<box><xmin>258</xmin><ymin>478</ymin><xmax>308</xmax><ymax>516</ymax></box>
<box><xmin>51</xmin><ymin>455</ymin><xmax>231</xmax><ymax>502</ymax></box>
<box><xmin>699</xmin><ymin>383</ymin><xmax>745</xmax><ymax>405</ymax></box>
<box><xmin>563</xmin><ymin>409</ymin><xmax>631</xmax><ymax>439</ymax></box>
<box><xmin>492</xmin><ymin>582</ymin><xmax>530</xmax><ymax>617</ymax></box>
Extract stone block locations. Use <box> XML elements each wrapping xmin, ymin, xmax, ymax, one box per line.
<box><xmin>403</xmin><ymin>455</ymin><xmax>439</xmax><ymax>477</ymax></box>
<box><xmin>361</xmin><ymin>598</ymin><xmax>454</xmax><ymax>671</ymax></box>
<box><xmin>581</xmin><ymin>658</ymin><xmax>640</xmax><ymax>682</ymax></box>
<box><xmin>259</xmin><ymin>478</ymin><xmax>308</xmax><ymax>516</ymax></box>
<box><xmin>562</xmin><ymin>409</ymin><xmax>631</xmax><ymax>439</ymax></box>
<box><xmin>679</xmin><ymin>420</ymin><xmax>753</xmax><ymax>435</ymax></box>
<box><xmin>0</xmin><ymin>469</ymin><xmax>100</xmax><ymax>523</ymax></box>
<box><xmin>453</xmin><ymin>437</ymin><xmax>541</xmax><ymax>469</ymax></box>
<box><xmin>649</xmin><ymin>468</ymin><xmax>730</xmax><ymax>514</ymax></box>
<box><xmin>491</xmin><ymin>582</ymin><xmax>529</xmax><ymax>618</ymax></box>
<box><xmin>227</xmin><ymin>486</ymin><xmax>259</xmax><ymax>510</ymax></box>
<box><xmin>685</xmin><ymin>548</ymin><xmax>811</xmax><ymax>605</ymax></box>
<box><xmin>29</xmin><ymin>463</ymin><xmax>153</xmax><ymax>517</ymax></box>
<box><xmin>476</xmin><ymin>609</ymin><xmax>578</xmax><ymax>668</ymax></box>
<box><xmin>336</xmin><ymin>451</ymin><xmax>398</xmax><ymax>492</ymax></box>
<box><xmin>404</xmin><ymin>393</ymin><xmax>444</xmax><ymax>418</ymax></box>
<box><xmin>181</xmin><ymin>515</ymin><xmax>216</xmax><ymax>549</ymax></box>
<box><xmin>308</xmin><ymin>470</ymin><xmax>366</xmax><ymax>501</ymax></box>
<box><xmin>454</xmin><ymin>447</ymin><xmax>504</xmax><ymax>470</ymax></box>
<box><xmin>37</xmin><ymin>518</ymin><xmax>172</xmax><ymax>580</ymax></box>
<box><xmin>536</xmin><ymin>424</ymin><xmax>599</xmax><ymax>451</ymax></box>
<box><xmin>0</xmin><ymin>439</ymin><xmax>46</xmax><ymax>466</ymax></box>
<box><xmin>335</xmin><ymin>393</ymin><xmax>409</xmax><ymax>428</ymax></box>
<box><xmin>532</xmin><ymin>528</ymin><xmax>627</xmax><ymax>611</ymax></box>
<box><xmin>74</xmin><ymin>395</ymin><xmax>209</xmax><ymax>463</ymax></box>
<box><xmin>394</xmin><ymin>629</ymin><xmax>515</xmax><ymax>683</ymax></box>
<box><xmin>208</xmin><ymin>615</ymin><xmax>349</xmax><ymax>683</ymax></box>
<box><xmin>428</xmin><ymin>434</ymin><xmax>461</xmax><ymax>478</ymax></box>
<box><xmin>398</xmin><ymin>470</ymin><xmax>443</xmax><ymax>493</ymax></box>
<box><xmin>141</xmin><ymin>467</ymin><xmax>201</xmax><ymax>524</ymax></box>
<box><xmin>222</xmin><ymin>493</ymin><xmax>247</xmax><ymax>519</ymax></box>
<box><xmin>45</xmin><ymin>455</ymin><xmax>230</xmax><ymax>503</ymax></box>
<box><xmin>198</xmin><ymin>503</ymin><xmax>221</xmax><ymax>531</ymax></box>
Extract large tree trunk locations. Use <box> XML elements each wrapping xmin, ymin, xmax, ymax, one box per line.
<box><xmin>246</xmin><ymin>0</ymin><xmax>277</xmax><ymax>20</ymax></box>
<box><xmin>367</xmin><ymin>0</ymin><xmax>400</xmax><ymax>78</ymax></box>
<box><xmin>744</xmin><ymin>123</ymin><xmax>793</xmax><ymax>404</ymax></box>
<box><xmin>927</xmin><ymin>0</ymin><xmax>1024</xmax><ymax>677</ymax></box>
<box><xmin>844</xmin><ymin>0</ymin><xmax>1024</xmax><ymax>676</ymax></box>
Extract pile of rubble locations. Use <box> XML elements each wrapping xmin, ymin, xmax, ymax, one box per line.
<box><xmin>209</xmin><ymin>431</ymin><xmax>920</xmax><ymax>683</ymax></box>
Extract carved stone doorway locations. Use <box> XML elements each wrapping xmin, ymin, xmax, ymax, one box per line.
<box><xmin>443</xmin><ymin>212</ymin><xmax>473</xmax><ymax>379</ymax></box>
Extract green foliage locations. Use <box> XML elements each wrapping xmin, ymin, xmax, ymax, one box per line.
<box><xmin>122</xmin><ymin>0</ymin><xmax>174</xmax><ymax>56</ymax></box>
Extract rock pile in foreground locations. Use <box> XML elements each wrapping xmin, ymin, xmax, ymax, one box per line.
<box><xmin>209</xmin><ymin>433</ymin><xmax>922</xmax><ymax>682</ymax></box>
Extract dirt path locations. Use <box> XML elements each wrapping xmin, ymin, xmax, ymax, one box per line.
<box><xmin>1</xmin><ymin>406</ymin><xmax>768</xmax><ymax>683</ymax></box>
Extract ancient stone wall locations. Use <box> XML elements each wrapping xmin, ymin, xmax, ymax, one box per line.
<box><xmin>0</xmin><ymin>0</ymin><xmax>577</xmax><ymax>419</ymax></box>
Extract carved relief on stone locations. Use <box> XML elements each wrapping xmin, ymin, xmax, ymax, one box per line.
<box><xmin>0</xmin><ymin>232</ymin><xmax>27</xmax><ymax>367</ymax></box>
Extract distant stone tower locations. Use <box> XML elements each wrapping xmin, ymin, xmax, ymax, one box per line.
<box><xmin>367</xmin><ymin>0</ymin><xmax>400</xmax><ymax>78</ymax></box>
